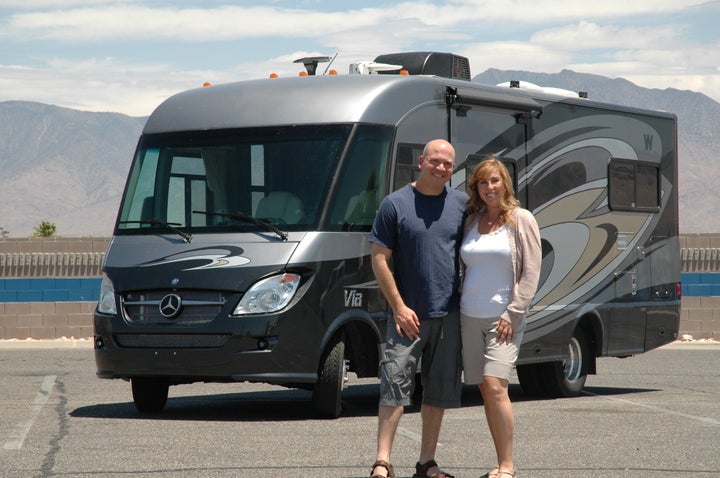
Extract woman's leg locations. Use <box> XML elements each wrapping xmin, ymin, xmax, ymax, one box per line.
<box><xmin>480</xmin><ymin>376</ymin><xmax>515</xmax><ymax>474</ymax></box>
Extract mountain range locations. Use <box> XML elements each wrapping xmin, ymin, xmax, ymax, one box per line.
<box><xmin>1</xmin><ymin>69</ymin><xmax>718</xmax><ymax>237</ymax></box>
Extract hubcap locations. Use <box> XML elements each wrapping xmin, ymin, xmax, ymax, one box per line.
<box><xmin>563</xmin><ymin>336</ymin><xmax>583</xmax><ymax>382</ymax></box>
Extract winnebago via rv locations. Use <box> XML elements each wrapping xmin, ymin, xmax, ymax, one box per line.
<box><xmin>94</xmin><ymin>52</ymin><xmax>680</xmax><ymax>418</ymax></box>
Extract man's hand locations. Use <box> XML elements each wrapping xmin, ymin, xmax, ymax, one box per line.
<box><xmin>393</xmin><ymin>303</ymin><xmax>420</xmax><ymax>340</ymax></box>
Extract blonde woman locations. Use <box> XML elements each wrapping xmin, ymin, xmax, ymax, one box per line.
<box><xmin>460</xmin><ymin>158</ymin><xmax>541</xmax><ymax>478</ymax></box>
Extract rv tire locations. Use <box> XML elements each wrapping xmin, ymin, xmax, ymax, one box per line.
<box><xmin>312</xmin><ymin>331</ymin><xmax>346</xmax><ymax>419</ymax></box>
<box><xmin>131</xmin><ymin>378</ymin><xmax>169</xmax><ymax>413</ymax></box>
<box><xmin>541</xmin><ymin>329</ymin><xmax>590</xmax><ymax>397</ymax></box>
<box><xmin>516</xmin><ymin>363</ymin><xmax>546</xmax><ymax>397</ymax></box>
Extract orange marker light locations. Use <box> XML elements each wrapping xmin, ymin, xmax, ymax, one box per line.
<box><xmin>328</xmin><ymin>69</ymin><xmax>337</xmax><ymax>75</ymax></box>
<box><xmin>399</xmin><ymin>70</ymin><xmax>409</xmax><ymax>75</ymax></box>
<box><xmin>203</xmin><ymin>81</ymin><xmax>212</xmax><ymax>87</ymax></box>
<box><xmin>299</xmin><ymin>71</ymin><xmax>308</xmax><ymax>76</ymax></box>
<box><xmin>269</xmin><ymin>73</ymin><xmax>279</xmax><ymax>78</ymax></box>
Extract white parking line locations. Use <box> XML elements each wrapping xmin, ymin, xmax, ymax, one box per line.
<box><xmin>397</xmin><ymin>426</ymin><xmax>423</xmax><ymax>443</ymax></box>
<box><xmin>396</xmin><ymin>426</ymin><xmax>446</xmax><ymax>448</ymax></box>
<box><xmin>583</xmin><ymin>390</ymin><xmax>720</xmax><ymax>426</ymax></box>
<box><xmin>3</xmin><ymin>375</ymin><xmax>57</xmax><ymax>450</ymax></box>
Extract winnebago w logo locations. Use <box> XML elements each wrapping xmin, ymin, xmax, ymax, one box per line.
<box><xmin>644</xmin><ymin>133</ymin><xmax>654</xmax><ymax>150</ymax></box>
<box><xmin>344</xmin><ymin>289</ymin><xmax>363</xmax><ymax>308</ymax></box>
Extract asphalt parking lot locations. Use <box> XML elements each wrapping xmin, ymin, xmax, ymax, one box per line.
<box><xmin>0</xmin><ymin>339</ymin><xmax>718</xmax><ymax>478</ymax></box>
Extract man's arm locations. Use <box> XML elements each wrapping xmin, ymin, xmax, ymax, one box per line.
<box><xmin>371</xmin><ymin>242</ymin><xmax>420</xmax><ymax>340</ymax></box>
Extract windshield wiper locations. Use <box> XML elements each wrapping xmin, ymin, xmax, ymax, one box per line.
<box><xmin>193</xmin><ymin>210</ymin><xmax>288</xmax><ymax>241</ymax></box>
<box><xmin>118</xmin><ymin>218</ymin><xmax>193</xmax><ymax>243</ymax></box>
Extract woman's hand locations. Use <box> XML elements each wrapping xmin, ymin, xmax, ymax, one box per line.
<box><xmin>495</xmin><ymin>318</ymin><xmax>515</xmax><ymax>344</ymax></box>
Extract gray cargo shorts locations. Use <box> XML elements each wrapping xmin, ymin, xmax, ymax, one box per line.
<box><xmin>379</xmin><ymin>311</ymin><xmax>462</xmax><ymax>409</ymax></box>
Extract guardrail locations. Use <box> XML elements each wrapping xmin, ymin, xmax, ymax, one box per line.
<box><xmin>0</xmin><ymin>247</ymin><xmax>716</xmax><ymax>276</ymax></box>
<box><xmin>681</xmin><ymin>247</ymin><xmax>720</xmax><ymax>272</ymax></box>
<box><xmin>0</xmin><ymin>252</ymin><xmax>105</xmax><ymax>277</ymax></box>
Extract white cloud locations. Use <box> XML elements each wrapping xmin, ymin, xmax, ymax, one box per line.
<box><xmin>458</xmin><ymin>41</ymin><xmax>574</xmax><ymax>73</ymax></box>
<box><xmin>437</xmin><ymin>0</ymin><xmax>705</xmax><ymax>23</ymax></box>
<box><xmin>0</xmin><ymin>0</ymin><xmax>122</xmax><ymax>8</ymax></box>
<box><xmin>3</xmin><ymin>5</ymin><xmax>386</xmax><ymax>41</ymax></box>
<box><xmin>1</xmin><ymin>0</ymin><xmax>719</xmax><ymax>115</ymax></box>
<box><xmin>531</xmin><ymin>21</ymin><xmax>685</xmax><ymax>51</ymax></box>
<box><xmin>3</xmin><ymin>0</ymin><xmax>704</xmax><ymax>42</ymax></box>
<box><xmin>0</xmin><ymin>58</ymin><xmax>214</xmax><ymax>115</ymax></box>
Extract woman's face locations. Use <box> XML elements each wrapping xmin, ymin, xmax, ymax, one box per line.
<box><xmin>476</xmin><ymin>167</ymin><xmax>505</xmax><ymax>208</ymax></box>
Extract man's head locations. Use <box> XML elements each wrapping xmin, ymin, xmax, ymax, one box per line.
<box><xmin>415</xmin><ymin>139</ymin><xmax>455</xmax><ymax>195</ymax></box>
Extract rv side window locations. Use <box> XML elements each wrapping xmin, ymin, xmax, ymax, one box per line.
<box><xmin>608</xmin><ymin>159</ymin><xmax>660</xmax><ymax>211</ymax></box>
<box><xmin>122</xmin><ymin>148</ymin><xmax>160</xmax><ymax>223</ymax></box>
<box><xmin>326</xmin><ymin>125</ymin><xmax>393</xmax><ymax>231</ymax></box>
<box><xmin>394</xmin><ymin>143</ymin><xmax>424</xmax><ymax>191</ymax></box>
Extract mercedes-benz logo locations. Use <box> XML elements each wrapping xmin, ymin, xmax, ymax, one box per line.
<box><xmin>159</xmin><ymin>293</ymin><xmax>183</xmax><ymax>319</ymax></box>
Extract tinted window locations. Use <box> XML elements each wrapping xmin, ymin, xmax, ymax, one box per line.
<box><xmin>117</xmin><ymin>125</ymin><xmax>352</xmax><ymax>234</ymax></box>
<box><xmin>609</xmin><ymin>159</ymin><xmax>660</xmax><ymax>211</ymax></box>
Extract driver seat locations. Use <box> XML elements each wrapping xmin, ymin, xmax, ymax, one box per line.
<box><xmin>256</xmin><ymin>191</ymin><xmax>304</xmax><ymax>224</ymax></box>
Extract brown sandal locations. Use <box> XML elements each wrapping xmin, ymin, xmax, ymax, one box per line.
<box><xmin>370</xmin><ymin>460</ymin><xmax>396</xmax><ymax>478</ymax></box>
<box><xmin>413</xmin><ymin>460</ymin><xmax>455</xmax><ymax>478</ymax></box>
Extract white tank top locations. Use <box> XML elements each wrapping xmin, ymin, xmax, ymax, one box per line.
<box><xmin>460</xmin><ymin>222</ymin><xmax>513</xmax><ymax>319</ymax></box>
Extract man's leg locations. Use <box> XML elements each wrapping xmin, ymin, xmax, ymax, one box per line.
<box><xmin>417</xmin><ymin>404</ymin><xmax>445</xmax><ymax>475</ymax></box>
<box><xmin>373</xmin><ymin>404</ymin><xmax>404</xmax><ymax>477</ymax></box>
<box><xmin>415</xmin><ymin>315</ymin><xmax>460</xmax><ymax>477</ymax></box>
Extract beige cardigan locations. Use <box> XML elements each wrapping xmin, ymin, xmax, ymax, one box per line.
<box><xmin>462</xmin><ymin>207</ymin><xmax>542</xmax><ymax>327</ymax></box>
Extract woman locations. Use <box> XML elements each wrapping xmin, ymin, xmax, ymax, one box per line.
<box><xmin>460</xmin><ymin>158</ymin><xmax>541</xmax><ymax>478</ymax></box>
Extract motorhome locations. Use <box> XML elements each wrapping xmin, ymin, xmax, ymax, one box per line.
<box><xmin>94</xmin><ymin>52</ymin><xmax>680</xmax><ymax>418</ymax></box>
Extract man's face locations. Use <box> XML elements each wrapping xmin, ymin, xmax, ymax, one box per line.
<box><xmin>418</xmin><ymin>144</ymin><xmax>455</xmax><ymax>187</ymax></box>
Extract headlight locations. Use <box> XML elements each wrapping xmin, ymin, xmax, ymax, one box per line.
<box><xmin>97</xmin><ymin>275</ymin><xmax>117</xmax><ymax>315</ymax></box>
<box><xmin>233</xmin><ymin>272</ymin><xmax>301</xmax><ymax>315</ymax></box>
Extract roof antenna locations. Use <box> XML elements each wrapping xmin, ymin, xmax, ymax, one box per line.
<box><xmin>322</xmin><ymin>52</ymin><xmax>339</xmax><ymax>75</ymax></box>
<box><xmin>293</xmin><ymin>55</ymin><xmax>332</xmax><ymax>76</ymax></box>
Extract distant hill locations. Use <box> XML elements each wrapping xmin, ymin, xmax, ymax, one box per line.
<box><xmin>0</xmin><ymin>101</ymin><xmax>145</xmax><ymax>237</ymax></box>
<box><xmin>1</xmin><ymin>69</ymin><xmax>718</xmax><ymax>236</ymax></box>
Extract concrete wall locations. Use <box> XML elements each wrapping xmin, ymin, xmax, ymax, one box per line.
<box><xmin>678</xmin><ymin>233</ymin><xmax>720</xmax><ymax>340</ymax></box>
<box><xmin>0</xmin><ymin>238</ymin><xmax>107</xmax><ymax>340</ymax></box>
<box><xmin>1</xmin><ymin>235</ymin><xmax>719</xmax><ymax>341</ymax></box>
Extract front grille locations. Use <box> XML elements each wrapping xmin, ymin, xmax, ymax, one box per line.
<box><xmin>122</xmin><ymin>290</ymin><xmax>229</xmax><ymax>325</ymax></box>
<box><xmin>114</xmin><ymin>334</ymin><xmax>229</xmax><ymax>349</ymax></box>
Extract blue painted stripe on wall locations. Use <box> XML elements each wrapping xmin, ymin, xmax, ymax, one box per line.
<box><xmin>680</xmin><ymin>272</ymin><xmax>720</xmax><ymax>296</ymax></box>
<box><xmin>0</xmin><ymin>273</ymin><xmax>719</xmax><ymax>302</ymax></box>
<box><xmin>681</xmin><ymin>272</ymin><xmax>720</xmax><ymax>285</ymax></box>
<box><xmin>0</xmin><ymin>278</ymin><xmax>102</xmax><ymax>302</ymax></box>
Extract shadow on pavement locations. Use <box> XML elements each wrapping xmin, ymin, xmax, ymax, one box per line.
<box><xmin>70</xmin><ymin>381</ymin><xmax>659</xmax><ymax>422</ymax></box>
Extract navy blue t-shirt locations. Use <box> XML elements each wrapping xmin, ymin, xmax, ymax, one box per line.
<box><xmin>369</xmin><ymin>184</ymin><xmax>468</xmax><ymax>318</ymax></box>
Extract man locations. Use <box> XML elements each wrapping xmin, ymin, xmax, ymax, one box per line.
<box><xmin>369</xmin><ymin>139</ymin><xmax>468</xmax><ymax>478</ymax></box>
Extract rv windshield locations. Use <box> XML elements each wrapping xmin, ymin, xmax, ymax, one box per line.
<box><xmin>116</xmin><ymin>124</ymin><xmax>392</xmax><ymax>235</ymax></box>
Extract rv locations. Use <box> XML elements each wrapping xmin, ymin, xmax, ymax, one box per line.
<box><xmin>94</xmin><ymin>52</ymin><xmax>680</xmax><ymax>418</ymax></box>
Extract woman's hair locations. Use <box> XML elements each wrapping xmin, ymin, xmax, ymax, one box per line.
<box><xmin>466</xmin><ymin>157</ymin><xmax>520</xmax><ymax>225</ymax></box>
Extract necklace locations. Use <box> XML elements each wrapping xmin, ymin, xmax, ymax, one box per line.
<box><xmin>483</xmin><ymin>212</ymin><xmax>499</xmax><ymax>226</ymax></box>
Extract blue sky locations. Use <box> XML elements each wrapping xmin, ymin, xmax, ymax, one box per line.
<box><xmin>1</xmin><ymin>0</ymin><xmax>719</xmax><ymax>116</ymax></box>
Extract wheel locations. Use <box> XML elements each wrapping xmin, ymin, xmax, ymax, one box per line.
<box><xmin>540</xmin><ymin>328</ymin><xmax>590</xmax><ymax>398</ymax></box>
<box><xmin>312</xmin><ymin>332</ymin><xmax>346</xmax><ymax>419</ymax></box>
<box><xmin>516</xmin><ymin>363</ymin><xmax>546</xmax><ymax>397</ymax></box>
<box><xmin>131</xmin><ymin>378</ymin><xmax>169</xmax><ymax>413</ymax></box>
